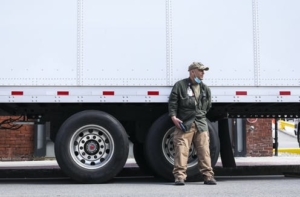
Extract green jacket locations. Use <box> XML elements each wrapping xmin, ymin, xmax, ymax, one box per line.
<box><xmin>168</xmin><ymin>78</ymin><xmax>212</xmax><ymax>132</ymax></box>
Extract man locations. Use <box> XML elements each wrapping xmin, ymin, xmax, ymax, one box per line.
<box><xmin>168</xmin><ymin>62</ymin><xmax>216</xmax><ymax>186</ymax></box>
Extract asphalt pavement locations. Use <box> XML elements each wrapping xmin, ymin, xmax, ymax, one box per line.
<box><xmin>0</xmin><ymin>155</ymin><xmax>300</xmax><ymax>180</ymax></box>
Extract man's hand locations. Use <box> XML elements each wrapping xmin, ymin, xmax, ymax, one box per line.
<box><xmin>171</xmin><ymin>116</ymin><xmax>182</xmax><ymax>129</ymax></box>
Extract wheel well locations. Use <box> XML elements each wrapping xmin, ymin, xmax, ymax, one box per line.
<box><xmin>21</xmin><ymin>103</ymin><xmax>169</xmax><ymax>143</ymax></box>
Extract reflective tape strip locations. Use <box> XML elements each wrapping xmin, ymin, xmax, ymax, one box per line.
<box><xmin>103</xmin><ymin>91</ymin><xmax>114</xmax><ymax>96</ymax></box>
<box><xmin>148</xmin><ymin>91</ymin><xmax>159</xmax><ymax>96</ymax></box>
<box><xmin>11</xmin><ymin>91</ymin><xmax>23</xmax><ymax>96</ymax></box>
<box><xmin>57</xmin><ymin>91</ymin><xmax>69</xmax><ymax>96</ymax></box>
<box><xmin>279</xmin><ymin>91</ymin><xmax>291</xmax><ymax>96</ymax></box>
<box><xmin>236</xmin><ymin>91</ymin><xmax>247</xmax><ymax>96</ymax></box>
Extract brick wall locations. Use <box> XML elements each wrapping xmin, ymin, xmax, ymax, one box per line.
<box><xmin>0</xmin><ymin>116</ymin><xmax>34</xmax><ymax>161</ymax></box>
<box><xmin>246</xmin><ymin>118</ymin><xmax>273</xmax><ymax>157</ymax></box>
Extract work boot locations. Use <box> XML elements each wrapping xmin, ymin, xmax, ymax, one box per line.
<box><xmin>174</xmin><ymin>178</ymin><xmax>185</xmax><ymax>186</ymax></box>
<box><xmin>203</xmin><ymin>176</ymin><xmax>217</xmax><ymax>185</ymax></box>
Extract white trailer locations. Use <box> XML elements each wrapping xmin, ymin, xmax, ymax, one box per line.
<box><xmin>1</xmin><ymin>0</ymin><xmax>300</xmax><ymax>183</ymax></box>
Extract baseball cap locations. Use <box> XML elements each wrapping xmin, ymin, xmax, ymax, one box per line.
<box><xmin>188</xmin><ymin>62</ymin><xmax>209</xmax><ymax>71</ymax></box>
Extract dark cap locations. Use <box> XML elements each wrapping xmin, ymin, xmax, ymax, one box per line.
<box><xmin>188</xmin><ymin>62</ymin><xmax>209</xmax><ymax>71</ymax></box>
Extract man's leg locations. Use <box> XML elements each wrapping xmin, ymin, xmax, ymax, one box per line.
<box><xmin>173</xmin><ymin>125</ymin><xmax>195</xmax><ymax>183</ymax></box>
<box><xmin>193</xmin><ymin>131</ymin><xmax>216</xmax><ymax>185</ymax></box>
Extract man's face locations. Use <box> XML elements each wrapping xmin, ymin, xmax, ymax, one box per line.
<box><xmin>192</xmin><ymin>69</ymin><xmax>205</xmax><ymax>80</ymax></box>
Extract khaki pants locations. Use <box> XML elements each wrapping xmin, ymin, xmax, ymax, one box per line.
<box><xmin>173</xmin><ymin>123</ymin><xmax>214</xmax><ymax>180</ymax></box>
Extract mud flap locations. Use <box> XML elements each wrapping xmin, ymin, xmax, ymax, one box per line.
<box><xmin>218</xmin><ymin>119</ymin><xmax>236</xmax><ymax>167</ymax></box>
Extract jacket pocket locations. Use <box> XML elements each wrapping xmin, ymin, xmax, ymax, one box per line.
<box><xmin>179</xmin><ymin>96</ymin><xmax>195</xmax><ymax>109</ymax></box>
<box><xmin>201</xmin><ymin>97</ymin><xmax>208</xmax><ymax>110</ymax></box>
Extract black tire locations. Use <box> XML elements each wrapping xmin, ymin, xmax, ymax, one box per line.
<box><xmin>133</xmin><ymin>143</ymin><xmax>155</xmax><ymax>176</ymax></box>
<box><xmin>297</xmin><ymin>122</ymin><xmax>300</xmax><ymax>148</ymax></box>
<box><xmin>55</xmin><ymin>110</ymin><xmax>129</xmax><ymax>183</ymax></box>
<box><xmin>144</xmin><ymin>113</ymin><xmax>220</xmax><ymax>181</ymax></box>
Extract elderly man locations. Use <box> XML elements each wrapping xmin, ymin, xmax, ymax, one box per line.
<box><xmin>168</xmin><ymin>62</ymin><xmax>217</xmax><ymax>186</ymax></box>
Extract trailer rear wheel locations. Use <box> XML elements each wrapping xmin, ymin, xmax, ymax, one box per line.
<box><xmin>144</xmin><ymin>113</ymin><xmax>220</xmax><ymax>181</ymax></box>
<box><xmin>297</xmin><ymin>122</ymin><xmax>300</xmax><ymax>147</ymax></box>
<box><xmin>55</xmin><ymin>110</ymin><xmax>129</xmax><ymax>183</ymax></box>
<box><xmin>133</xmin><ymin>143</ymin><xmax>155</xmax><ymax>175</ymax></box>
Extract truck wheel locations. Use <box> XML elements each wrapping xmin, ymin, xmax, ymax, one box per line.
<box><xmin>144</xmin><ymin>113</ymin><xmax>220</xmax><ymax>181</ymax></box>
<box><xmin>297</xmin><ymin>122</ymin><xmax>300</xmax><ymax>147</ymax></box>
<box><xmin>133</xmin><ymin>143</ymin><xmax>154</xmax><ymax>175</ymax></box>
<box><xmin>55</xmin><ymin>110</ymin><xmax>129</xmax><ymax>183</ymax></box>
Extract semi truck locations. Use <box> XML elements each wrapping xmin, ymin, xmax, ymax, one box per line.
<box><xmin>1</xmin><ymin>0</ymin><xmax>299</xmax><ymax>183</ymax></box>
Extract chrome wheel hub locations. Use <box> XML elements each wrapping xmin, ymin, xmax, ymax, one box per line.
<box><xmin>162</xmin><ymin>127</ymin><xmax>198</xmax><ymax>168</ymax></box>
<box><xmin>70</xmin><ymin>125</ymin><xmax>114</xmax><ymax>169</ymax></box>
